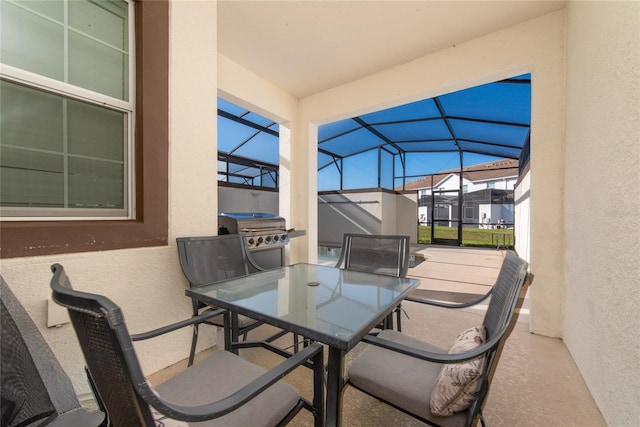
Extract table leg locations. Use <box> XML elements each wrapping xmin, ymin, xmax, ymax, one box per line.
<box><xmin>223</xmin><ymin>311</ymin><xmax>232</xmax><ymax>352</ymax></box>
<box><xmin>326</xmin><ymin>346</ymin><xmax>345</xmax><ymax>427</ymax></box>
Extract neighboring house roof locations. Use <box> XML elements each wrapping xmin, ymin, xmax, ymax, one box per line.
<box><xmin>398</xmin><ymin>159</ymin><xmax>519</xmax><ymax>191</ymax></box>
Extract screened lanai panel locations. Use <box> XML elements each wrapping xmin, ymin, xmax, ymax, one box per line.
<box><xmin>438</xmin><ymin>81</ymin><xmax>531</xmax><ymax>124</ymax></box>
<box><xmin>319</xmin><ymin>128</ymin><xmax>386</xmax><ymax>158</ymax></box>
<box><xmin>242</xmin><ymin>112</ymin><xmax>277</xmax><ymax>129</ymax></box>
<box><xmin>318</xmin><ymin>163</ymin><xmax>340</xmax><ymax>191</ymax></box>
<box><xmin>380</xmin><ymin>150</ymin><xmax>394</xmax><ymax>189</ymax></box>
<box><xmin>451</xmin><ymin>119</ymin><xmax>529</xmax><ymax>148</ymax></box>
<box><xmin>359</xmin><ymin>98</ymin><xmax>440</xmax><ymax>122</ymax></box>
<box><xmin>372</xmin><ymin>119</ymin><xmax>451</xmax><ymax>142</ymax></box>
<box><xmin>318</xmin><ymin>151</ymin><xmax>335</xmax><ymax>170</ymax></box>
<box><xmin>318</xmin><ymin>118</ymin><xmax>360</xmax><ymax>141</ymax></box>
<box><xmin>400</xmin><ymin>151</ymin><xmax>462</xmax><ymax>177</ymax></box>
<box><xmin>457</xmin><ymin>141</ymin><xmax>522</xmax><ymax>159</ymax></box>
<box><xmin>217</xmin><ymin>115</ymin><xmax>258</xmax><ymax>153</ymax></box>
<box><xmin>343</xmin><ymin>150</ymin><xmax>378</xmax><ymax>189</ymax></box>
<box><xmin>395</xmin><ymin>140</ymin><xmax>459</xmax><ymax>152</ymax></box>
<box><xmin>232</xmin><ymin>131</ymin><xmax>279</xmax><ymax>164</ymax></box>
<box><xmin>218</xmin><ymin>98</ymin><xmax>247</xmax><ymax>116</ymax></box>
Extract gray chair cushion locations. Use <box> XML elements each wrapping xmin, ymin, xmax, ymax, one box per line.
<box><xmin>155</xmin><ymin>350</ymin><xmax>299</xmax><ymax>427</ymax></box>
<box><xmin>47</xmin><ymin>409</ymin><xmax>107</xmax><ymax>427</ymax></box>
<box><xmin>347</xmin><ymin>329</ymin><xmax>469</xmax><ymax>427</ymax></box>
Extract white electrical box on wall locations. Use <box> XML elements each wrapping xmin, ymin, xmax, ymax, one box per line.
<box><xmin>47</xmin><ymin>298</ymin><xmax>70</xmax><ymax>327</ymax></box>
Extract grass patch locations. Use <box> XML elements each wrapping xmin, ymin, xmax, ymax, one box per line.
<box><xmin>418</xmin><ymin>225</ymin><xmax>513</xmax><ymax>248</ymax></box>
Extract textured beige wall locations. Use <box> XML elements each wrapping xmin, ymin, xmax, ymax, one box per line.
<box><xmin>170</xmin><ymin>0</ymin><xmax>218</xmax><ymax>239</ymax></box>
<box><xmin>564</xmin><ymin>2</ymin><xmax>640</xmax><ymax>425</ymax></box>
<box><xmin>0</xmin><ymin>248</ymin><xmax>190</xmax><ymax>398</ymax></box>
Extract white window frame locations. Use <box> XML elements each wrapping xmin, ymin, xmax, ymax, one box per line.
<box><xmin>0</xmin><ymin>0</ymin><xmax>135</xmax><ymax>221</ymax></box>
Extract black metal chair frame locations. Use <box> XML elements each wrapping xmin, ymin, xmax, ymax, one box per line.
<box><xmin>334</xmin><ymin>233</ymin><xmax>411</xmax><ymax>330</ymax></box>
<box><xmin>177</xmin><ymin>235</ymin><xmax>301</xmax><ymax>365</ymax></box>
<box><xmin>345</xmin><ymin>251</ymin><xmax>531</xmax><ymax>427</ymax></box>
<box><xmin>49</xmin><ymin>263</ymin><xmax>325</xmax><ymax>426</ymax></box>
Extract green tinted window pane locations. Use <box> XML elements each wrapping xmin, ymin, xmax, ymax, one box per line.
<box><xmin>0</xmin><ymin>80</ymin><xmax>63</xmax><ymax>151</ymax></box>
<box><xmin>69</xmin><ymin>30</ymin><xmax>128</xmax><ymax>100</ymax></box>
<box><xmin>0</xmin><ymin>2</ymin><xmax>64</xmax><ymax>80</ymax></box>
<box><xmin>68</xmin><ymin>0</ymin><xmax>128</xmax><ymax>50</ymax></box>
<box><xmin>68</xmin><ymin>157</ymin><xmax>123</xmax><ymax>208</ymax></box>
<box><xmin>12</xmin><ymin>0</ymin><xmax>64</xmax><ymax>22</ymax></box>
<box><xmin>67</xmin><ymin>99</ymin><xmax>124</xmax><ymax>161</ymax></box>
<box><xmin>0</xmin><ymin>147</ymin><xmax>64</xmax><ymax>207</ymax></box>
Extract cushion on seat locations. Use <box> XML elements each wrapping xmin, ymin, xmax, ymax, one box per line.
<box><xmin>154</xmin><ymin>350</ymin><xmax>299</xmax><ymax>427</ymax></box>
<box><xmin>347</xmin><ymin>330</ymin><xmax>469</xmax><ymax>427</ymax></box>
<box><xmin>429</xmin><ymin>326</ymin><xmax>487</xmax><ymax>416</ymax></box>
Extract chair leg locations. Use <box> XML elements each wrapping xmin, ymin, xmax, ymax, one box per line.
<box><xmin>396</xmin><ymin>305</ymin><xmax>402</xmax><ymax>332</ymax></box>
<box><xmin>188</xmin><ymin>323</ymin><xmax>199</xmax><ymax>367</ymax></box>
<box><xmin>293</xmin><ymin>333</ymin><xmax>299</xmax><ymax>353</ymax></box>
<box><xmin>478</xmin><ymin>408</ymin><xmax>487</xmax><ymax>427</ymax></box>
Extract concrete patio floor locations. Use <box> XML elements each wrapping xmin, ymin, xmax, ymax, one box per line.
<box><xmin>148</xmin><ymin>245</ymin><xmax>606</xmax><ymax>426</ymax></box>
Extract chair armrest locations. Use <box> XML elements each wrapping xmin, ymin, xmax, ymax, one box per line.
<box><xmin>361</xmin><ymin>329</ymin><xmax>506</xmax><ymax>364</ymax></box>
<box><xmin>404</xmin><ymin>289</ymin><xmax>492</xmax><ymax>309</ymax></box>
<box><xmin>131</xmin><ymin>308</ymin><xmax>226</xmax><ymax>341</ymax></box>
<box><xmin>138</xmin><ymin>342</ymin><xmax>324</xmax><ymax>422</ymax></box>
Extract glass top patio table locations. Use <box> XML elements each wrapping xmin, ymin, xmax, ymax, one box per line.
<box><xmin>185</xmin><ymin>262</ymin><xmax>419</xmax><ymax>351</ymax></box>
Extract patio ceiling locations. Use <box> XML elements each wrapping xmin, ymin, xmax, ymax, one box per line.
<box><xmin>218</xmin><ymin>1</ymin><xmax>564</xmax><ymax>99</ymax></box>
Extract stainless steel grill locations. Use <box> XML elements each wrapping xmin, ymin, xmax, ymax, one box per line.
<box><xmin>218</xmin><ymin>212</ymin><xmax>304</xmax><ymax>269</ymax></box>
<box><xmin>217</xmin><ymin>212</ymin><xmax>288</xmax><ymax>251</ymax></box>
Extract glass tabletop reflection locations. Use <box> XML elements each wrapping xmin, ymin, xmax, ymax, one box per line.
<box><xmin>187</xmin><ymin>263</ymin><xmax>418</xmax><ymax>351</ymax></box>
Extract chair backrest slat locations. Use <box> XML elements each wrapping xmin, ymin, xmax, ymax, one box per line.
<box><xmin>336</xmin><ymin>234</ymin><xmax>410</xmax><ymax>278</ymax></box>
<box><xmin>469</xmin><ymin>251</ymin><xmax>529</xmax><ymax>424</ymax></box>
<box><xmin>482</xmin><ymin>251</ymin><xmax>528</xmax><ymax>339</ymax></box>
<box><xmin>177</xmin><ymin>235</ymin><xmax>253</xmax><ymax>287</ymax></box>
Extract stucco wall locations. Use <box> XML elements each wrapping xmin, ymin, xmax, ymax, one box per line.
<box><xmin>563</xmin><ymin>2</ymin><xmax>640</xmax><ymax>426</ymax></box>
<box><xmin>0</xmin><ymin>247</ymin><xmax>191</xmax><ymax>398</ymax></box>
<box><xmin>218</xmin><ymin>186</ymin><xmax>279</xmax><ymax>216</ymax></box>
<box><xmin>316</xmin><ymin>191</ymin><xmax>418</xmax><ymax>245</ymax></box>
<box><xmin>317</xmin><ymin>192</ymin><xmax>384</xmax><ymax>244</ymax></box>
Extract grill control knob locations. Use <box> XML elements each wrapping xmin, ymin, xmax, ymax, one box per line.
<box><xmin>257</xmin><ymin>236</ymin><xmax>264</xmax><ymax>245</ymax></box>
<box><xmin>248</xmin><ymin>237</ymin><xmax>255</xmax><ymax>246</ymax></box>
<box><xmin>273</xmin><ymin>235</ymin><xmax>280</xmax><ymax>242</ymax></box>
<box><xmin>266</xmin><ymin>236</ymin><xmax>272</xmax><ymax>243</ymax></box>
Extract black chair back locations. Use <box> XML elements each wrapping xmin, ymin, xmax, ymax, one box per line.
<box><xmin>49</xmin><ymin>265</ymin><xmax>156</xmax><ymax>426</ymax></box>
<box><xmin>177</xmin><ymin>234</ymin><xmax>260</xmax><ymax>286</ymax></box>
<box><xmin>335</xmin><ymin>234</ymin><xmax>410</xmax><ymax>278</ymax></box>
<box><xmin>471</xmin><ymin>251</ymin><xmax>529</xmax><ymax>422</ymax></box>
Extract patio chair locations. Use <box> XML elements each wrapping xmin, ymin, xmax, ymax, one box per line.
<box><xmin>177</xmin><ymin>235</ymin><xmax>300</xmax><ymax>365</ymax></box>
<box><xmin>1</xmin><ymin>276</ymin><xmax>106</xmax><ymax>427</ymax></box>
<box><xmin>49</xmin><ymin>263</ymin><xmax>325</xmax><ymax>427</ymax></box>
<box><xmin>346</xmin><ymin>251</ymin><xmax>530</xmax><ymax>427</ymax></box>
<box><xmin>334</xmin><ymin>233</ymin><xmax>411</xmax><ymax>330</ymax></box>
